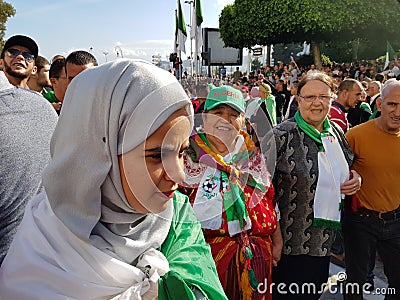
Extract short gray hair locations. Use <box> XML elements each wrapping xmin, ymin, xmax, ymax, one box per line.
<box><xmin>381</xmin><ymin>79</ymin><xmax>400</xmax><ymax>100</ymax></box>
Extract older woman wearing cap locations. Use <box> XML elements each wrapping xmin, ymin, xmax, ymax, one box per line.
<box><xmin>270</xmin><ymin>72</ymin><xmax>362</xmax><ymax>300</ymax></box>
<box><xmin>180</xmin><ymin>85</ymin><xmax>282</xmax><ymax>300</ymax></box>
<box><xmin>0</xmin><ymin>60</ymin><xmax>227</xmax><ymax>300</ymax></box>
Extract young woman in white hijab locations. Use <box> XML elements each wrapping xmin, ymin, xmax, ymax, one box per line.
<box><xmin>0</xmin><ymin>60</ymin><xmax>227</xmax><ymax>300</ymax></box>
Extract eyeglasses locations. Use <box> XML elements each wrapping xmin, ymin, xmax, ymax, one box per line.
<box><xmin>299</xmin><ymin>95</ymin><xmax>333</xmax><ymax>103</ymax></box>
<box><xmin>5</xmin><ymin>48</ymin><xmax>35</xmax><ymax>62</ymax></box>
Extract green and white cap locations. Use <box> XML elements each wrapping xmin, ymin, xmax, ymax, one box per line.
<box><xmin>204</xmin><ymin>85</ymin><xmax>245</xmax><ymax>113</ymax></box>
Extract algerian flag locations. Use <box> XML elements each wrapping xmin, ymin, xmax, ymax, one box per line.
<box><xmin>384</xmin><ymin>41</ymin><xmax>396</xmax><ymax>70</ymax></box>
<box><xmin>174</xmin><ymin>9</ymin><xmax>178</xmax><ymax>53</ymax></box>
<box><xmin>191</xmin><ymin>0</ymin><xmax>203</xmax><ymax>56</ymax></box>
<box><xmin>174</xmin><ymin>10</ymin><xmax>178</xmax><ymax>54</ymax></box>
<box><xmin>177</xmin><ymin>0</ymin><xmax>187</xmax><ymax>54</ymax></box>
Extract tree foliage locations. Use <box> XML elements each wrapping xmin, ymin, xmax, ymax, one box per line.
<box><xmin>272</xmin><ymin>43</ymin><xmax>303</xmax><ymax>64</ymax></box>
<box><xmin>251</xmin><ymin>58</ymin><xmax>262</xmax><ymax>70</ymax></box>
<box><xmin>0</xmin><ymin>0</ymin><xmax>15</xmax><ymax>51</ymax></box>
<box><xmin>219</xmin><ymin>0</ymin><xmax>400</xmax><ymax>67</ymax></box>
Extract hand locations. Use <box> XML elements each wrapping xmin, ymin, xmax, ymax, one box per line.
<box><xmin>52</xmin><ymin>102</ymin><xmax>62</xmax><ymax>111</ymax></box>
<box><xmin>340</xmin><ymin>170</ymin><xmax>362</xmax><ymax>195</ymax></box>
<box><xmin>271</xmin><ymin>223</ymin><xmax>283</xmax><ymax>267</ymax></box>
<box><xmin>272</xmin><ymin>242</ymin><xmax>283</xmax><ymax>267</ymax></box>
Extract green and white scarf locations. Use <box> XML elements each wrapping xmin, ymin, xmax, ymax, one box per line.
<box><xmin>188</xmin><ymin>130</ymin><xmax>267</xmax><ymax>236</ymax></box>
<box><xmin>295</xmin><ymin>111</ymin><xmax>349</xmax><ymax>229</ymax></box>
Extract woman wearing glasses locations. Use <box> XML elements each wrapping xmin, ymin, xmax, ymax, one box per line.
<box><xmin>269</xmin><ymin>72</ymin><xmax>362</xmax><ymax>300</ymax></box>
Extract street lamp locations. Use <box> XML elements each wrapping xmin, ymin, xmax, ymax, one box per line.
<box><xmin>184</xmin><ymin>0</ymin><xmax>194</xmax><ymax>76</ymax></box>
<box><xmin>103</xmin><ymin>51</ymin><xmax>109</xmax><ymax>63</ymax></box>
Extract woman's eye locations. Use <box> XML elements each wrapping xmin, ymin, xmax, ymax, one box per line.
<box><xmin>179</xmin><ymin>147</ymin><xmax>189</xmax><ymax>156</ymax></box>
<box><xmin>147</xmin><ymin>153</ymin><xmax>162</xmax><ymax>160</ymax></box>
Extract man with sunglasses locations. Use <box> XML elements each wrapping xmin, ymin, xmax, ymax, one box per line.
<box><xmin>1</xmin><ymin>35</ymin><xmax>58</xmax><ymax>265</ymax></box>
<box><xmin>0</xmin><ymin>35</ymin><xmax>38</xmax><ymax>88</ymax></box>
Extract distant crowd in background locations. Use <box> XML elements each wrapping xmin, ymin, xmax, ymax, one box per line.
<box><xmin>179</xmin><ymin>59</ymin><xmax>394</xmax><ymax>131</ymax></box>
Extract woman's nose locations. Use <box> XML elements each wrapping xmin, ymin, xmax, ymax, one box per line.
<box><xmin>163</xmin><ymin>157</ymin><xmax>185</xmax><ymax>184</ymax></box>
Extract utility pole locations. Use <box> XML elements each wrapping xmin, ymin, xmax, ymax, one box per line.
<box><xmin>184</xmin><ymin>0</ymin><xmax>194</xmax><ymax>76</ymax></box>
<box><xmin>103</xmin><ymin>51</ymin><xmax>109</xmax><ymax>63</ymax></box>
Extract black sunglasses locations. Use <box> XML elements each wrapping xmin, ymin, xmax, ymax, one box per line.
<box><xmin>6</xmin><ymin>48</ymin><xmax>35</xmax><ymax>62</ymax></box>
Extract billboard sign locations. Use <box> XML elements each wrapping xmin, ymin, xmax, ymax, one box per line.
<box><xmin>202</xmin><ymin>28</ymin><xmax>243</xmax><ymax>66</ymax></box>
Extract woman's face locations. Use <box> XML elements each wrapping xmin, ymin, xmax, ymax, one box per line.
<box><xmin>119</xmin><ymin>108</ymin><xmax>191</xmax><ymax>214</ymax></box>
<box><xmin>298</xmin><ymin>80</ymin><xmax>333</xmax><ymax>129</ymax></box>
<box><xmin>202</xmin><ymin>104</ymin><xmax>244</xmax><ymax>150</ymax></box>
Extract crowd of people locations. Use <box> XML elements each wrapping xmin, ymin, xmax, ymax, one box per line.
<box><xmin>0</xmin><ymin>34</ymin><xmax>399</xmax><ymax>300</ymax></box>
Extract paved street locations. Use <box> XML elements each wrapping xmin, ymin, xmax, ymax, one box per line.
<box><xmin>320</xmin><ymin>259</ymin><xmax>389</xmax><ymax>300</ymax></box>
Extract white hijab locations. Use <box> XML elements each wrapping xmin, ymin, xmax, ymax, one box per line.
<box><xmin>43</xmin><ymin>59</ymin><xmax>192</xmax><ymax>263</ymax></box>
<box><xmin>0</xmin><ymin>59</ymin><xmax>193</xmax><ymax>299</ymax></box>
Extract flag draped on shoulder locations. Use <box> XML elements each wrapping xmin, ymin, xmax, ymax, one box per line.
<box><xmin>191</xmin><ymin>0</ymin><xmax>203</xmax><ymax>56</ymax></box>
<box><xmin>177</xmin><ymin>0</ymin><xmax>187</xmax><ymax>54</ymax></box>
<box><xmin>384</xmin><ymin>41</ymin><xmax>396</xmax><ymax>70</ymax></box>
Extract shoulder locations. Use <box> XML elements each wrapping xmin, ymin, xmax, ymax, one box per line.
<box><xmin>331</xmin><ymin>120</ymin><xmax>349</xmax><ymax>144</ymax></box>
<box><xmin>329</xmin><ymin>119</ymin><xmax>345</xmax><ymax>135</ymax></box>
<box><xmin>330</xmin><ymin>104</ymin><xmax>344</xmax><ymax>116</ymax></box>
<box><xmin>1</xmin><ymin>87</ymin><xmax>57</xmax><ymax>116</ymax></box>
<box><xmin>0</xmin><ymin>89</ymin><xmax>58</xmax><ymax>138</ymax></box>
<box><xmin>273</xmin><ymin>118</ymin><xmax>298</xmax><ymax>136</ymax></box>
<box><xmin>346</xmin><ymin>119</ymin><xmax>375</xmax><ymax>138</ymax></box>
